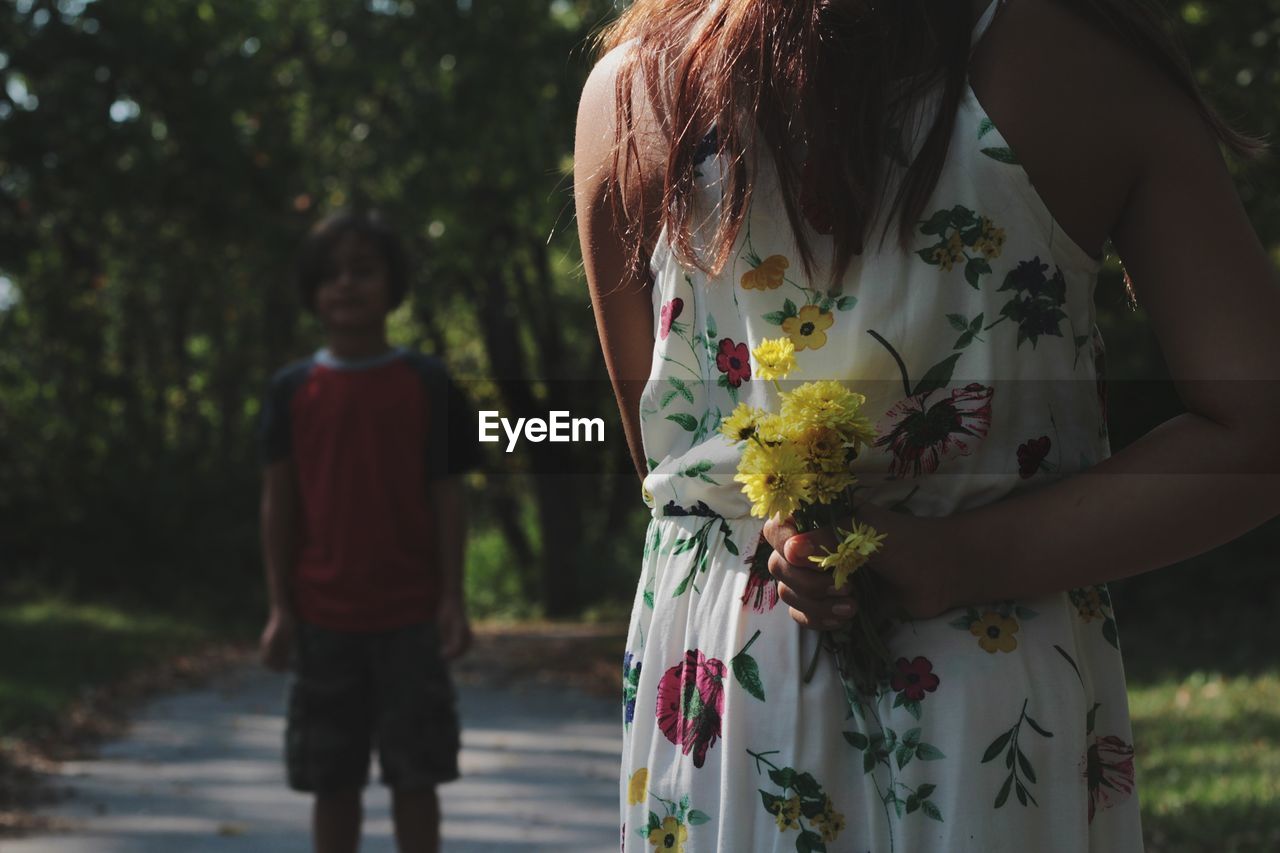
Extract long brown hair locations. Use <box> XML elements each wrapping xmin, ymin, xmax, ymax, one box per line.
<box><xmin>598</xmin><ymin>0</ymin><xmax>1262</xmax><ymax>288</ymax></box>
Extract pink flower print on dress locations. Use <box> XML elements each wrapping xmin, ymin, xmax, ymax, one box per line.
<box><xmin>655</xmin><ymin>649</ymin><xmax>727</xmax><ymax>769</ymax></box>
<box><xmin>875</xmin><ymin>383</ymin><xmax>994</xmax><ymax>478</ymax></box>
<box><xmin>660</xmin><ymin>297</ymin><xmax>684</xmax><ymax>340</ymax></box>
<box><xmin>1084</xmin><ymin>735</ymin><xmax>1136</xmax><ymax>823</ymax></box>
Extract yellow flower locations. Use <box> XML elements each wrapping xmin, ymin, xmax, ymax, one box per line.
<box><xmin>741</xmin><ymin>254</ymin><xmax>789</xmax><ymax>290</ymax></box>
<box><xmin>648</xmin><ymin>816</ymin><xmax>688</xmax><ymax>851</ymax></box>
<box><xmin>933</xmin><ymin>232</ymin><xmax>967</xmax><ymax>272</ymax></box>
<box><xmin>780</xmin><ymin>381</ymin><xmax>867</xmax><ymax>434</ymax></box>
<box><xmin>812</xmin><ymin>798</ymin><xmax>846</xmax><ymax>842</ymax></box>
<box><xmin>735</xmin><ymin>442</ymin><xmax>812</xmax><ymax>520</ymax></box>
<box><xmin>753</xmin><ymin>337</ymin><xmax>798</xmax><ymax>381</ymax></box>
<box><xmin>772</xmin><ymin>795</ymin><xmax>802</xmax><ymax>831</ymax></box>
<box><xmin>976</xmin><ymin>217</ymin><xmax>1006</xmax><ymax>259</ymax></box>
<box><xmin>754</xmin><ymin>413</ymin><xmax>796</xmax><ymax>445</ymax></box>
<box><xmin>627</xmin><ymin>768</ymin><xmax>648</xmax><ymax>806</ymax></box>
<box><xmin>810</xmin><ymin>469</ymin><xmax>857</xmax><ymax>504</ymax></box>
<box><xmin>781</xmin><ymin>304</ymin><xmax>835</xmax><ymax>351</ymax></box>
<box><xmin>809</xmin><ymin>522</ymin><xmax>887</xmax><ymax>589</ymax></box>
<box><xmin>971</xmin><ymin>611</ymin><xmax>1020</xmax><ymax>653</ymax></box>
<box><xmin>720</xmin><ymin>402</ymin><xmax>767</xmax><ymax>443</ymax></box>
<box><xmin>797</xmin><ymin>426</ymin><xmax>848</xmax><ymax>470</ymax></box>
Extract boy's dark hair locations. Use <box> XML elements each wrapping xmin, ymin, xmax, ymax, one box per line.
<box><xmin>295</xmin><ymin>209</ymin><xmax>410</xmax><ymax>313</ymax></box>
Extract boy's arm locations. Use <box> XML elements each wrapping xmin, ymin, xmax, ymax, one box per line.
<box><xmin>259</xmin><ymin>459</ymin><xmax>299</xmax><ymax>671</ymax></box>
<box><xmin>429</xmin><ymin>475</ymin><xmax>470</xmax><ymax>660</ymax></box>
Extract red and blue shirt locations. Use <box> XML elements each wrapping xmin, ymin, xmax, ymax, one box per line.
<box><xmin>259</xmin><ymin>348</ymin><xmax>480</xmax><ymax>632</ymax></box>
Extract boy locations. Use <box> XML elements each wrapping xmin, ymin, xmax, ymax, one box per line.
<box><xmin>257</xmin><ymin>210</ymin><xmax>480</xmax><ymax>853</ymax></box>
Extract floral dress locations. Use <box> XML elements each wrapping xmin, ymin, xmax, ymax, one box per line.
<box><xmin>619</xmin><ymin>3</ymin><xmax>1144</xmax><ymax>851</ymax></box>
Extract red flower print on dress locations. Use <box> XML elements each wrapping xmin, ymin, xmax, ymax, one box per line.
<box><xmin>889</xmin><ymin>656</ymin><xmax>940</xmax><ymax>702</ymax></box>
<box><xmin>1084</xmin><ymin>735</ymin><xmax>1136</xmax><ymax>823</ymax></box>
<box><xmin>715</xmin><ymin>338</ymin><xmax>751</xmax><ymax>388</ymax></box>
<box><xmin>655</xmin><ymin>649</ymin><xmax>726</xmax><ymax>769</ymax></box>
<box><xmin>741</xmin><ymin>533</ymin><xmax>780</xmax><ymax>613</ymax></box>
<box><xmin>1016</xmin><ymin>435</ymin><xmax>1052</xmax><ymax>478</ymax></box>
<box><xmin>875</xmin><ymin>383</ymin><xmax>994</xmax><ymax>478</ymax></box>
<box><xmin>660</xmin><ymin>297</ymin><xmax>684</xmax><ymax>340</ymax></box>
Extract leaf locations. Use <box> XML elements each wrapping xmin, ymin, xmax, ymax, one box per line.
<box><xmin>762</xmin><ymin>310</ymin><xmax>788</xmax><ymax>326</ymax></box>
<box><xmin>1103</xmin><ymin>618</ymin><xmax>1119</xmax><ymax>649</ymax></box>
<box><xmin>1017</xmin><ymin>749</ymin><xmax>1037</xmax><ymax>783</ymax></box>
<box><xmin>892</xmin><ymin>796</ymin><xmax>905</xmax><ymax>818</ymax></box>
<box><xmin>981</xmin><ymin>146</ymin><xmax>1020</xmax><ymax>164</ymax></box>
<box><xmin>978</xmin><ymin>117</ymin><xmax>996</xmax><ymax>138</ymax></box>
<box><xmin>797</xmin><ymin>829</ymin><xmax>827</xmax><ymax>853</ymax></box>
<box><xmin>661</xmin><ymin>390</ymin><xmax>679</xmax><ymax>407</ymax></box>
<box><xmin>1086</xmin><ymin>702</ymin><xmax>1102</xmax><ymax>735</ymax></box>
<box><xmin>647</xmin><ymin>457</ymin><xmax>659</xmax><ymax>471</ymax></box>
<box><xmin>665</xmin><ymin>413</ymin><xmax>698</xmax><ymax>432</ymax></box>
<box><xmin>970</xmin><ymin>313</ymin><xmax>986</xmax><ymax>331</ymax></box>
<box><xmin>863</xmin><ymin>749</ymin><xmax>877</xmax><ymax>774</ymax></box>
<box><xmin>916</xmin><ymin>246</ymin><xmax>942</xmax><ymax>264</ymax></box>
<box><xmin>817</xmin><ymin>296</ymin><xmax>833</xmax><ymax>313</ymax></box>
<box><xmin>760</xmin><ymin>790</ymin><xmax>783</xmax><ymax>812</ymax></box>
<box><xmin>648</xmin><ymin>811</ymin><xmax>662</xmax><ymax>832</ymax></box>
<box><xmin>792</xmin><ymin>772</ymin><xmax>822</xmax><ymax>799</ymax></box>
<box><xmin>921</xmin><ymin>800</ymin><xmax>943</xmax><ymax>822</ymax></box>
<box><xmin>920</xmin><ymin>209</ymin><xmax>953</xmax><ymax>236</ymax></box>
<box><xmin>947</xmin><ymin>313</ymin><xmax>970</xmax><ymax>332</ymax></box>
<box><xmin>1014</xmin><ymin>605</ymin><xmax>1039</xmax><ymax>620</ymax></box>
<box><xmin>783</xmin><ymin>298</ymin><xmax>798</xmax><ymax>317</ymax></box>
<box><xmin>895</xmin><ymin>744</ymin><xmax>913</xmax><ymax>770</ymax></box>
<box><xmin>964</xmin><ymin>256</ymin><xmax>992</xmax><ymax>289</ymax></box>
<box><xmin>911</xmin><ymin>353</ymin><xmax>962</xmax><ymax>398</ymax></box>
<box><xmin>953</xmin><ymin>331</ymin><xmax>976</xmax><ymax>350</ymax></box>
<box><xmin>903</xmin><ymin>727</ymin><xmax>922</xmax><ymax>746</ymax></box>
<box><xmin>1053</xmin><ymin>644</ymin><xmax>1084</xmax><ymax>688</ymax></box>
<box><xmin>982</xmin><ymin>730</ymin><xmax>1012</xmax><ymax>764</ymax></box>
<box><xmin>883</xmin><ymin>727</ymin><xmax>898</xmax><ymax>749</ymax></box>
<box><xmin>688</xmin><ymin>810</ymin><xmax>711</xmax><ymax>826</ymax></box>
<box><xmin>836</xmin><ymin>295</ymin><xmax>858</xmax><ymax>310</ymax></box>
<box><xmin>994</xmin><ymin>774</ymin><xmax>1013</xmax><ymax>808</ymax></box>
<box><xmin>768</xmin><ymin>767</ymin><xmax>796</xmax><ymax>789</ymax></box>
<box><xmin>905</xmin><ymin>700</ymin><xmax>923</xmax><ymax>721</ymax></box>
<box><xmin>843</xmin><ymin>731</ymin><xmax>869</xmax><ymax>750</ymax></box>
<box><xmin>905</xmin><ymin>794</ymin><xmax>920</xmax><ymax>814</ymax></box>
<box><xmin>916</xmin><ymin>783</ymin><xmax>936</xmax><ymax>800</ymax></box>
<box><xmin>948</xmin><ymin>614</ymin><xmax>974</xmax><ymax>630</ymax></box>
<box><xmin>1025</xmin><ymin>715</ymin><xmax>1053</xmax><ymax>738</ymax></box>
<box><xmin>1015</xmin><ymin>781</ymin><xmax>1028</xmax><ymax>806</ymax></box>
<box><xmin>893</xmin><ymin>691</ymin><xmax>908</xmax><ymax>708</ymax></box>
<box><xmin>732</xmin><ymin>653</ymin><xmax>767</xmax><ymax>702</ymax></box>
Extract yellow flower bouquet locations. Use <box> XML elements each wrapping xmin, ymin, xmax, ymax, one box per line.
<box><xmin>723</xmin><ymin>337</ymin><xmax>896</xmax><ymax>695</ymax></box>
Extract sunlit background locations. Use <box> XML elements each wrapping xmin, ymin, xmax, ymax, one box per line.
<box><xmin>0</xmin><ymin>1</ymin><xmax>1277</xmax><ymax>850</ymax></box>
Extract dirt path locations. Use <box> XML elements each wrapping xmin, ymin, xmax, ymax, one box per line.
<box><xmin>3</xmin><ymin>626</ymin><xmax>627</xmax><ymax>852</ymax></box>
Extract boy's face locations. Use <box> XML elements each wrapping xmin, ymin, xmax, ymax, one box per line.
<box><xmin>314</xmin><ymin>232</ymin><xmax>392</xmax><ymax>331</ymax></box>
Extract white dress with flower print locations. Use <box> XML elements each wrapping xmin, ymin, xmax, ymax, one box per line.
<box><xmin>618</xmin><ymin>4</ymin><xmax>1145</xmax><ymax>852</ymax></box>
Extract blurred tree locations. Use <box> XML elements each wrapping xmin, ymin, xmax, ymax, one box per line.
<box><xmin>0</xmin><ymin>0</ymin><xmax>1275</xmax><ymax>618</ymax></box>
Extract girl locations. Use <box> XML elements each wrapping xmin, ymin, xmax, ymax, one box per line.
<box><xmin>575</xmin><ymin>1</ymin><xmax>1279</xmax><ymax>850</ymax></box>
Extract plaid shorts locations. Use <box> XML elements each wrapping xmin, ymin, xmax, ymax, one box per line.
<box><xmin>284</xmin><ymin>618</ymin><xmax>461</xmax><ymax>793</ymax></box>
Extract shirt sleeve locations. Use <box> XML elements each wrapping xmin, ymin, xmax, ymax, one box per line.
<box><xmin>258</xmin><ymin>361</ymin><xmax>309</xmax><ymax>465</ymax></box>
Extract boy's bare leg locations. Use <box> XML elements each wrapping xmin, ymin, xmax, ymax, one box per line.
<box><xmin>314</xmin><ymin>787</ymin><xmax>362</xmax><ymax>853</ymax></box>
<box><xmin>391</xmin><ymin>786</ymin><xmax>440</xmax><ymax>853</ymax></box>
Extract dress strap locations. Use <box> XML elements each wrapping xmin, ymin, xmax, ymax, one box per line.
<box><xmin>970</xmin><ymin>0</ymin><xmax>1006</xmax><ymax>55</ymax></box>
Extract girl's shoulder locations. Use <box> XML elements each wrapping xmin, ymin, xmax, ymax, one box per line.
<box><xmin>968</xmin><ymin>0</ymin><xmax>1215</xmax><ymax>258</ymax></box>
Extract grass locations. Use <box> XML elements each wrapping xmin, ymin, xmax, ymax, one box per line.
<box><xmin>0</xmin><ymin>597</ymin><xmax>215</xmax><ymax>736</ymax></box>
<box><xmin>1129</xmin><ymin>670</ymin><xmax>1280</xmax><ymax>853</ymax></box>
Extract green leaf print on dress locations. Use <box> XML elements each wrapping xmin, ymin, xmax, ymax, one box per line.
<box><xmin>867</xmin><ymin>330</ymin><xmax>995</xmax><ymax>479</ymax></box>
<box><xmin>916</xmin><ymin>205</ymin><xmax>1005</xmax><ymax>288</ymax></box>
<box><xmin>667</xmin><ymin>516</ymin><xmax>740</xmax><ymax>598</ymax></box>
<box><xmin>981</xmin><ymin>698</ymin><xmax>1054</xmax><ymax>808</ymax></box>
<box><xmin>639</xmin><ymin>788</ymin><xmax>712</xmax><ymax>851</ymax></box>
<box><xmin>748</xmin><ymin>749</ymin><xmax>847</xmax><ymax>849</ymax></box>
<box><xmin>837</xmin><ymin>677</ymin><xmax>947</xmax><ymax>852</ymax></box>
<box><xmin>985</xmin><ymin>257</ymin><xmax>1069</xmax><ymax>349</ymax></box>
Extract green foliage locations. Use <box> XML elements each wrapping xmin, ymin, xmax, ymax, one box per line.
<box><xmin>0</xmin><ymin>597</ymin><xmax>211</xmax><ymax>734</ymax></box>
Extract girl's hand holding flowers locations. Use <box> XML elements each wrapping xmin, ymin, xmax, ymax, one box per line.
<box><xmin>763</xmin><ymin>503</ymin><xmax>959</xmax><ymax>631</ymax></box>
